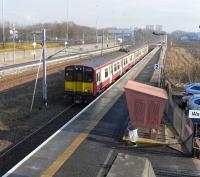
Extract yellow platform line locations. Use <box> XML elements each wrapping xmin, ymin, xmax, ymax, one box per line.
<box><xmin>41</xmin><ymin>133</ymin><xmax>88</xmax><ymax>177</ymax></box>
<box><xmin>123</xmin><ymin>136</ymin><xmax>167</xmax><ymax>145</ymax></box>
<box><xmin>137</xmin><ymin>137</ymin><xmax>167</xmax><ymax>145</ymax></box>
<box><xmin>41</xmin><ymin>120</ymin><xmax>99</xmax><ymax>177</ymax></box>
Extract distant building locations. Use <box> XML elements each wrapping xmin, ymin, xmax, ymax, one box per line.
<box><xmin>146</xmin><ymin>25</ymin><xmax>154</xmax><ymax>31</ymax></box>
<box><xmin>107</xmin><ymin>28</ymin><xmax>133</xmax><ymax>37</ymax></box>
<box><xmin>134</xmin><ymin>27</ymin><xmax>140</xmax><ymax>32</ymax></box>
<box><xmin>177</xmin><ymin>32</ymin><xmax>200</xmax><ymax>41</ymax></box>
<box><xmin>155</xmin><ymin>25</ymin><xmax>162</xmax><ymax>31</ymax></box>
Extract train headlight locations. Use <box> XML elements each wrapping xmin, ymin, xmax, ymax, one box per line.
<box><xmin>84</xmin><ymin>89</ymin><xmax>91</xmax><ymax>93</ymax></box>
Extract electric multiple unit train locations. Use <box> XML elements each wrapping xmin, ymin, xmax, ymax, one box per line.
<box><xmin>65</xmin><ymin>45</ymin><xmax>149</xmax><ymax>102</ymax></box>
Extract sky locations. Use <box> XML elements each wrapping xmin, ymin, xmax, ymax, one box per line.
<box><xmin>1</xmin><ymin>0</ymin><xmax>200</xmax><ymax>32</ymax></box>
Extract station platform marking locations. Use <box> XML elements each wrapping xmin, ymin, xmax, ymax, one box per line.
<box><xmin>122</xmin><ymin>122</ymin><xmax>184</xmax><ymax>148</ymax></box>
<box><xmin>41</xmin><ymin>120</ymin><xmax>100</xmax><ymax>177</ymax></box>
<box><xmin>41</xmin><ymin>133</ymin><xmax>88</xmax><ymax>177</ymax></box>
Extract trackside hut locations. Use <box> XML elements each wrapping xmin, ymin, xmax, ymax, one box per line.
<box><xmin>124</xmin><ymin>80</ymin><xmax>168</xmax><ymax>129</ymax></box>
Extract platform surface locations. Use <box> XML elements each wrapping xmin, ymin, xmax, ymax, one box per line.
<box><xmin>107</xmin><ymin>153</ymin><xmax>156</xmax><ymax>177</ymax></box>
<box><xmin>4</xmin><ymin>47</ymin><xmax>200</xmax><ymax>177</ymax></box>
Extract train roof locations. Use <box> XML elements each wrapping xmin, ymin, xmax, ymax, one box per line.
<box><xmin>74</xmin><ymin>45</ymin><xmax>145</xmax><ymax>68</ymax></box>
<box><xmin>76</xmin><ymin>51</ymin><xmax>126</xmax><ymax>68</ymax></box>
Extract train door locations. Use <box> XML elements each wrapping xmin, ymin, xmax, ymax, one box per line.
<box><xmin>96</xmin><ymin>70</ymin><xmax>101</xmax><ymax>90</ymax></box>
<box><xmin>109</xmin><ymin>65</ymin><xmax>113</xmax><ymax>83</ymax></box>
<box><xmin>119</xmin><ymin>60</ymin><xmax>122</xmax><ymax>75</ymax></box>
<box><xmin>65</xmin><ymin>67</ymin><xmax>75</xmax><ymax>93</ymax></box>
<box><xmin>75</xmin><ymin>66</ymin><xmax>83</xmax><ymax>93</ymax></box>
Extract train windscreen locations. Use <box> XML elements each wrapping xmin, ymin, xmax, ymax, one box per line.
<box><xmin>65</xmin><ymin>68</ymin><xmax>74</xmax><ymax>81</ymax></box>
<box><xmin>84</xmin><ymin>69</ymin><xmax>93</xmax><ymax>82</ymax></box>
<box><xmin>76</xmin><ymin>69</ymin><xmax>83</xmax><ymax>82</ymax></box>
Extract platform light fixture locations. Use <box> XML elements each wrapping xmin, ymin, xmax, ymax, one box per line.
<box><xmin>2</xmin><ymin>0</ymin><xmax>5</xmax><ymax>47</ymax></box>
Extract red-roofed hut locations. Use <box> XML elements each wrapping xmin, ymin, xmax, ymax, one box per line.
<box><xmin>125</xmin><ymin>80</ymin><xmax>168</xmax><ymax>129</ymax></box>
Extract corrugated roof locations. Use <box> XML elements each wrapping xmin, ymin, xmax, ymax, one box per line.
<box><xmin>124</xmin><ymin>80</ymin><xmax>168</xmax><ymax>100</ymax></box>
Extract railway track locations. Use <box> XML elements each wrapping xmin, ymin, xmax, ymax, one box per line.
<box><xmin>0</xmin><ymin>51</ymin><xmax>105</xmax><ymax>92</ymax></box>
<box><xmin>0</xmin><ymin>44</ymin><xmax>152</xmax><ymax>92</ymax></box>
<box><xmin>0</xmin><ymin>103</ymin><xmax>85</xmax><ymax>175</ymax></box>
<box><xmin>0</xmin><ymin>49</ymin><xmax>148</xmax><ymax>175</ymax></box>
<box><xmin>0</xmin><ymin>50</ymin><xmax>125</xmax><ymax>174</ymax></box>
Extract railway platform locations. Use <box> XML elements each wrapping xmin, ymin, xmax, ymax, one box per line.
<box><xmin>3</xmin><ymin>46</ymin><xmax>200</xmax><ymax>177</ymax></box>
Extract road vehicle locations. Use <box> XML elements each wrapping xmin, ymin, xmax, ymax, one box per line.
<box><xmin>186</xmin><ymin>94</ymin><xmax>200</xmax><ymax>112</ymax></box>
<box><xmin>184</xmin><ymin>83</ymin><xmax>200</xmax><ymax>95</ymax></box>
<box><xmin>180</xmin><ymin>95</ymin><xmax>192</xmax><ymax>109</ymax></box>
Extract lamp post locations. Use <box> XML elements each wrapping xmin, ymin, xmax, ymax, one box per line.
<box><xmin>42</xmin><ymin>29</ymin><xmax>47</xmax><ymax>107</ymax></box>
<box><xmin>95</xmin><ymin>4</ymin><xmax>99</xmax><ymax>48</ymax></box>
<box><xmin>152</xmin><ymin>31</ymin><xmax>166</xmax><ymax>45</ymax></box>
<box><xmin>11</xmin><ymin>24</ymin><xmax>16</xmax><ymax>64</ymax></box>
<box><xmin>152</xmin><ymin>31</ymin><xmax>167</xmax><ymax>87</ymax></box>
<box><xmin>66</xmin><ymin>0</ymin><xmax>69</xmax><ymax>46</ymax></box>
<box><xmin>32</xmin><ymin>31</ymin><xmax>41</xmax><ymax>52</ymax></box>
<box><xmin>32</xmin><ymin>33</ymin><xmax>37</xmax><ymax>60</ymax></box>
<box><xmin>106</xmin><ymin>32</ymin><xmax>108</xmax><ymax>48</ymax></box>
<box><xmin>30</xmin><ymin>30</ymin><xmax>47</xmax><ymax>111</ymax></box>
<box><xmin>96</xmin><ymin>19</ymin><xmax>98</xmax><ymax>47</ymax></box>
<box><xmin>2</xmin><ymin>0</ymin><xmax>5</xmax><ymax>47</ymax></box>
<box><xmin>122</xmin><ymin>31</ymin><xmax>124</xmax><ymax>49</ymax></box>
<box><xmin>101</xmin><ymin>29</ymin><xmax>104</xmax><ymax>56</ymax></box>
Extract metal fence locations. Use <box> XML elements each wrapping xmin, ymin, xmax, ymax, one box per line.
<box><xmin>165</xmin><ymin>81</ymin><xmax>194</xmax><ymax>155</ymax></box>
<box><xmin>193</xmin><ymin>137</ymin><xmax>200</xmax><ymax>158</ymax></box>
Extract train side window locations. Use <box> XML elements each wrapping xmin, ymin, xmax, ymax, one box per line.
<box><xmin>110</xmin><ymin>65</ymin><xmax>112</xmax><ymax>73</ymax></box>
<box><xmin>105</xmin><ymin>68</ymin><xmax>108</xmax><ymax>78</ymax></box>
<box><xmin>65</xmin><ymin>69</ymin><xmax>74</xmax><ymax>81</ymax></box>
<box><xmin>114</xmin><ymin>64</ymin><xmax>117</xmax><ymax>71</ymax></box>
<box><xmin>96</xmin><ymin>72</ymin><xmax>100</xmax><ymax>82</ymax></box>
<box><xmin>117</xmin><ymin>62</ymin><xmax>120</xmax><ymax>69</ymax></box>
<box><xmin>84</xmin><ymin>70</ymin><xmax>93</xmax><ymax>82</ymax></box>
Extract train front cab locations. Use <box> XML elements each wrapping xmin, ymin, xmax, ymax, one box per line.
<box><xmin>65</xmin><ymin>65</ymin><xmax>94</xmax><ymax>103</ymax></box>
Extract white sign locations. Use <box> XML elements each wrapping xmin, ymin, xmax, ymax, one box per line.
<box><xmin>117</xmin><ymin>38</ymin><xmax>122</xmax><ymax>43</ymax></box>
<box><xmin>32</xmin><ymin>42</ymin><xmax>37</xmax><ymax>48</ymax></box>
<box><xmin>189</xmin><ymin>110</ymin><xmax>200</xmax><ymax>119</ymax></box>
<box><xmin>32</xmin><ymin>51</ymin><xmax>36</xmax><ymax>55</ymax></box>
<box><xmin>154</xmin><ymin>64</ymin><xmax>160</xmax><ymax>70</ymax></box>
